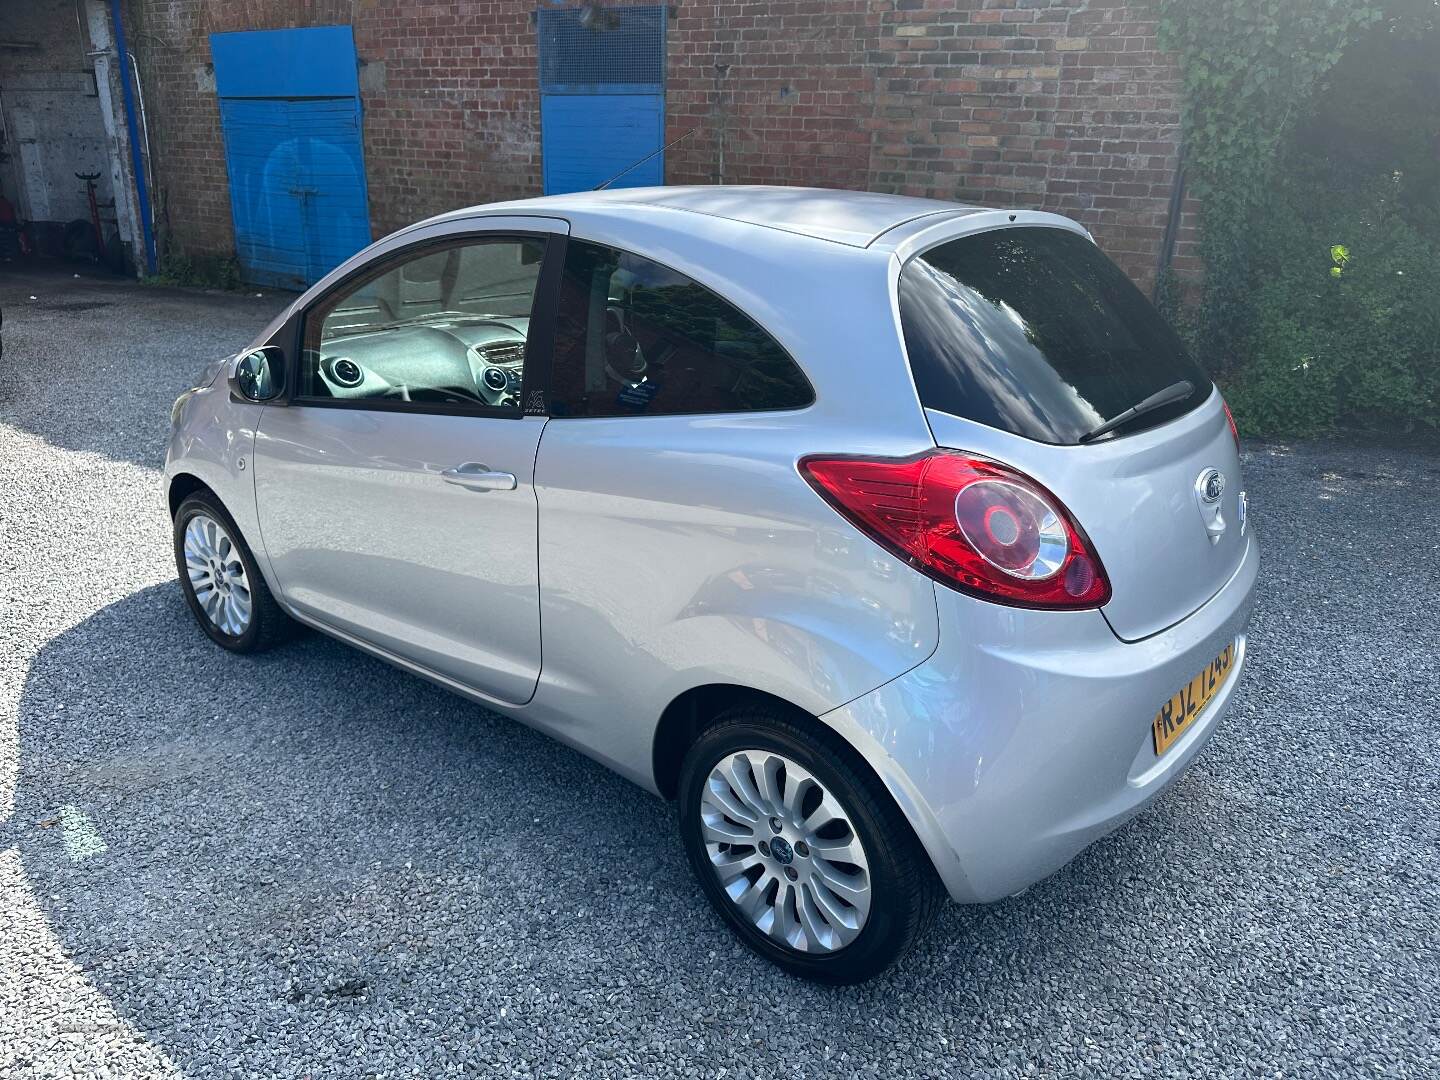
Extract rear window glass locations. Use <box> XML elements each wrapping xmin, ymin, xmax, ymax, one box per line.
<box><xmin>549</xmin><ymin>239</ymin><xmax>813</xmax><ymax>418</ymax></box>
<box><xmin>898</xmin><ymin>227</ymin><xmax>1210</xmax><ymax>445</ymax></box>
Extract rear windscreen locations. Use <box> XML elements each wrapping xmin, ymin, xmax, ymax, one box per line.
<box><xmin>898</xmin><ymin>227</ymin><xmax>1210</xmax><ymax>445</ymax></box>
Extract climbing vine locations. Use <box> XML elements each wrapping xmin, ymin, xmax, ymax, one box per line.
<box><xmin>1156</xmin><ymin>0</ymin><xmax>1384</xmax><ymax>371</ymax></box>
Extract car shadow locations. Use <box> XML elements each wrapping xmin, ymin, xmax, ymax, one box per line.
<box><xmin>7</xmin><ymin>581</ymin><xmax>1182</xmax><ymax>1072</ymax></box>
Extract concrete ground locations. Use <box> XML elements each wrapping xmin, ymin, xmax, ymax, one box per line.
<box><xmin>0</xmin><ymin>268</ymin><xmax>1436</xmax><ymax>1079</ymax></box>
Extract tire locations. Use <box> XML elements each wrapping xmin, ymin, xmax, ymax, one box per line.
<box><xmin>173</xmin><ymin>490</ymin><xmax>294</xmax><ymax>653</ymax></box>
<box><xmin>677</xmin><ymin>706</ymin><xmax>941</xmax><ymax>984</ymax></box>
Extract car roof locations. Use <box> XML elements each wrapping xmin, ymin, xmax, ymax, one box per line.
<box><xmin>442</xmin><ymin>186</ymin><xmax>993</xmax><ymax>249</ymax></box>
<box><xmin>262</xmin><ymin>187</ymin><xmax>1090</xmax><ymax>433</ymax></box>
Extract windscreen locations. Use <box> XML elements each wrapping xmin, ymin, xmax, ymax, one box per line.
<box><xmin>897</xmin><ymin>227</ymin><xmax>1210</xmax><ymax>445</ymax></box>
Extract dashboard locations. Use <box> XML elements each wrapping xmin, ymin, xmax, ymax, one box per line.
<box><xmin>313</xmin><ymin>315</ymin><xmax>530</xmax><ymax>408</ymax></box>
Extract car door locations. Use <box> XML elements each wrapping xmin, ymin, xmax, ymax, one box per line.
<box><xmin>527</xmin><ymin>236</ymin><xmax>939</xmax><ymax>782</ymax></box>
<box><xmin>252</xmin><ymin>220</ymin><xmax>565</xmax><ymax>705</ymax></box>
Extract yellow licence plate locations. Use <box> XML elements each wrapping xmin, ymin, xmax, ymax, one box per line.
<box><xmin>1152</xmin><ymin>642</ymin><xmax>1236</xmax><ymax>757</ymax></box>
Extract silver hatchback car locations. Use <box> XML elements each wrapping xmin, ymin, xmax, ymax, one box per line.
<box><xmin>166</xmin><ymin>187</ymin><xmax>1257</xmax><ymax>983</ymax></box>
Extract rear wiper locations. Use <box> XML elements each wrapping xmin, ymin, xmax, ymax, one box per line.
<box><xmin>1078</xmin><ymin>380</ymin><xmax>1194</xmax><ymax>444</ymax></box>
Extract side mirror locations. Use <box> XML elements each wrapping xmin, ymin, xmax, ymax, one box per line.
<box><xmin>230</xmin><ymin>346</ymin><xmax>286</xmax><ymax>402</ymax></box>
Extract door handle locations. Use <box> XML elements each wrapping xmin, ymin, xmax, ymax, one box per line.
<box><xmin>440</xmin><ymin>463</ymin><xmax>517</xmax><ymax>491</ymax></box>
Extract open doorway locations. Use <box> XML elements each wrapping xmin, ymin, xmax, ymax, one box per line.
<box><xmin>0</xmin><ymin>0</ymin><xmax>144</xmax><ymax>273</ymax></box>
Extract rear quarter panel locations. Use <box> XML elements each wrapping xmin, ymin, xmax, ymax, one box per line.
<box><xmin>529</xmin><ymin>413</ymin><xmax>940</xmax><ymax>790</ymax></box>
<box><xmin>526</xmin><ymin>213</ymin><xmax>943</xmax><ymax>791</ymax></box>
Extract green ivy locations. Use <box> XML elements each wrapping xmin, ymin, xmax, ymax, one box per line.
<box><xmin>149</xmin><ymin>252</ymin><xmax>243</xmax><ymax>291</ymax></box>
<box><xmin>1156</xmin><ymin>0</ymin><xmax>1440</xmax><ymax>440</ymax></box>
<box><xmin>1229</xmin><ymin>172</ymin><xmax>1439</xmax><ymax>436</ymax></box>
<box><xmin>1156</xmin><ymin>0</ymin><xmax>1384</xmax><ymax>373</ymax></box>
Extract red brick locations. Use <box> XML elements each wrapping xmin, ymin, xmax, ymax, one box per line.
<box><xmin>128</xmin><ymin>0</ymin><xmax>1197</xmax><ymax>291</ymax></box>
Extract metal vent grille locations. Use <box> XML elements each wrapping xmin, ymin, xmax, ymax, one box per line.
<box><xmin>477</xmin><ymin>341</ymin><xmax>526</xmax><ymax>367</ymax></box>
<box><xmin>538</xmin><ymin>5</ymin><xmax>667</xmax><ymax>94</ymax></box>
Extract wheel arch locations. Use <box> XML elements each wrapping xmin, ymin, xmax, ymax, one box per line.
<box><xmin>165</xmin><ymin>466</ymin><xmax>284</xmax><ymax>605</ymax></box>
<box><xmin>653</xmin><ymin>681</ymin><xmax>961</xmax><ymax>899</ymax></box>
<box><xmin>167</xmin><ymin>471</ymin><xmax>214</xmax><ymax>518</ymax></box>
<box><xmin>652</xmin><ymin>684</ymin><xmax>812</xmax><ymax>801</ymax></box>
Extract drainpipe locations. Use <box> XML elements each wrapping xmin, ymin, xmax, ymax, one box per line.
<box><xmin>128</xmin><ymin>52</ymin><xmax>155</xmax><ymax>209</ymax></box>
<box><xmin>714</xmin><ymin>63</ymin><xmax>729</xmax><ymax>185</ymax></box>
<box><xmin>107</xmin><ymin>0</ymin><xmax>156</xmax><ymax>274</ymax></box>
<box><xmin>1154</xmin><ymin>146</ymin><xmax>1186</xmax><ymax>302</ymax></box>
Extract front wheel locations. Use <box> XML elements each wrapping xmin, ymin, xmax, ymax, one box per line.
<box><xmin>677</xmin><ymin>707</ymin><xmax>941</xmax><ymax>983</ymax></box>
<box><xmin>173</xmin><ymin>490</ymin><xmax>293</xmax><ymax>653</ymax></box>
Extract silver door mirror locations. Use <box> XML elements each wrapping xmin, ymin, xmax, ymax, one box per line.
<box><xmin>230</xmin><ymin>346</ymin><xmax>285</xmax><ymax>402</ymax></box>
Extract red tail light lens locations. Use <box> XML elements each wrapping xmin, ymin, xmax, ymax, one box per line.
<box><xmin>1222</xmin><ymin>398</ymin><xmax>1240</xmax><ymax>452</ymax></box>
<box><xmin>799</xmin><ymin>451</ymin><xmax>1111</xmax><ymax>609</ymax></box>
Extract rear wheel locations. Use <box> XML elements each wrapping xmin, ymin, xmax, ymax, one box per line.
<box><xmin>677</xmin><ymin>706</ymin><xmax>940</xmax><ymax>983</ymax></box>
<box><xmin>173</xmin><ymin>490</ymin><xmax>293</xmax><ymax>652</ymax></box>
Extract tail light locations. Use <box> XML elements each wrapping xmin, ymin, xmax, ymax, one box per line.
<box><xmin>1222</xmin><ymin>398</ymin><xmax>1240</xmax><ymax>452</ymax></box>
<box><xmin>799</xmin><ymin>451</ymin><xmax>1111</xmax><ymax>609</ymax></box>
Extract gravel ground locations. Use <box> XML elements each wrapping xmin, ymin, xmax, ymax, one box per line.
<box><xmin>0</xmin><ymin>267</ymin><xmax>1437</xmax><ymax>1079</ymax></box>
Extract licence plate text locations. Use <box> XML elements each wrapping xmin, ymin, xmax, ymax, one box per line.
<box><xmin>1152</xmin><ymin>642</ymin><xmax>1235</xmax><ymax>756</ymax></box>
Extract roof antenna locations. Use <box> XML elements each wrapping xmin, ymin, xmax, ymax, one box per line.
<box><xmin>593</xmin><ymin>128</ymin><xmax>697</xmax><ymax>191</ymax></box>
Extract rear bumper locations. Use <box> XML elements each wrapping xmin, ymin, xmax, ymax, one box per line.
<box><xmin>821</xmin><ymin>532</ymin><xmax>1259</xmax><ymax>903</ymax></box>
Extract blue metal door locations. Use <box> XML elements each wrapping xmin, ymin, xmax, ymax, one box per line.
<box><xmin>211</xmin><ymin>27</ymin><xmax>372</xmax><ymax>289</ymax></box>
<box><xmin>539</xmin><ymin>6</ymin><xmax>667</xmax><ymax>195</ymax></box>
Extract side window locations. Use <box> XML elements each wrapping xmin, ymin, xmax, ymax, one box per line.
<box><xmin>299</xmin><ymin>237</ymin><xmax>546</xmax><ymax>410</ymax></box>
<box><xmin>549</xmin><ymin>239</ymin><xmax>813</xmax><ymax>418</ymax></box>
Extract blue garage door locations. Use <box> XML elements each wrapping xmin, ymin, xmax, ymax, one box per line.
<box><xmin>539</xmin><ymin>6</ymin><xmax>667</xmax><ymax>194</ymax></box>
<box><xmin>211</xmin><ymin>27</ymin><xmax>372</xmax><ymax>289</ymax></box>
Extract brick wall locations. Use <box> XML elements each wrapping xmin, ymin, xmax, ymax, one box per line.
<box><xmin>665</xmin><ymin>0</ymin><xmax>1201</xmax><ymax>287</ymax></box>
<box><xmin>862</xmin><ymin>0</ymin><xmax>1203</xmax><ymax>284</ymax></box>
<box><xmin>666</xmin><ymin>1</ymin><xmax>879</xmax><ymax>190</ymax></box>
<box><xmin>126</xmin><ymin>0</ymin><xmax>1198</xmax><ymax>289</ymax></box>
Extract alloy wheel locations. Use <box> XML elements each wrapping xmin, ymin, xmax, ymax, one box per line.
<box><xmin>182</xmin><ymin>513</ymin><xmax>252</xmax><ymax>637</ymax></box>
<box><xmin>700</xmin><ymin>749</ymin><xmax>873</xmax><ymax>953</ymax></box>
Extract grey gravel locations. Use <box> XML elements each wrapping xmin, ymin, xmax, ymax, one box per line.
<box><xmin>1</xmin><ymin>267</ymin><xmax>1437</xmax><ymax>1079</ymax></box>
